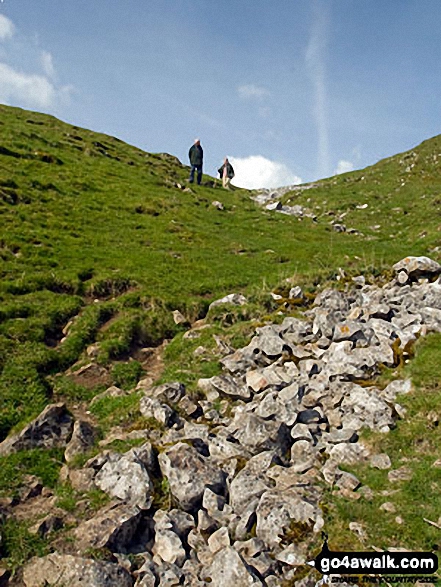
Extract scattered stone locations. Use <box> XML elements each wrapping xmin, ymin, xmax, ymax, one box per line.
<box><xmin>380</xmin><ymin>502</ymin><xmax>396</xmax><ymax>513</ymax></box>
<box><xmin>212</xmin><ymin>200</ymin><xmax>224</xmax><ymax>210</ymax></box>
<box><xmin>140</xmin><ymin>396</ymin><xmax>175</xmax><ymax>427</ymax></box>
<box><xmin>336</xmin><ymin>471</ymin><xmax>360</xmax><ymax>492</ymax></box>
<box><xmin>349</xmin><ymin>521</ymin><xmax>367</xmax><ymax>541</ymax></box>
<box><xmin>388</xmin><ymin>467</ymin><xmax>413</xmax><ymax>483</ymax></box>
<box><xmin>393</xmin><ymin>256</ymin><xmax>441</xmax><ymax>279</ymax></box>
<box><xmin>209</xmin><ymin>293</ymin><xmax>248</xmax><ymax>310</ymax></box>
<box><xmin>172</xmin><ymin>310</ymin><xmax>186</xmax><ymax>325</ymax></box>
<box><xmin>90</xmin><ymin>385</ymin><xmax>127</xmax><ymax>405</ymax></box>
<box><xmin>152</xmin><ymin>527</ymin><xmax>186</xmax><ymax>566</ymax></box>
<box><xmin>371</xmin><ymin>453</ymin><xmax>392</xmax><ymax>470</ymax></box>
<box><xmin>275</xmin><ymin>543</ymin><xmax>306</xmax><ymax>566</ymax></box>
<box><xmin>289</xmin><ymin>286</ymin><xmax>304</xmax><ymax>299</ymax></box>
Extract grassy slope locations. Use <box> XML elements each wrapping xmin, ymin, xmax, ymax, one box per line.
<box><xmin>282</xmin><ymin>135</ymin><xmax>441</xmax><ymax>251</ymax></box>
<box><xmin>1</xmin><ymin>105</ymin><xmax>441</xmax><ymax>571</ymax></box>
<box><xmin>3</xmin><ymin>103</ymin><xmax>432</xmax><ymax>439</ymax></box>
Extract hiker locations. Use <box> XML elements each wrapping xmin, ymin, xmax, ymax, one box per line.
<box><xmin>188</xmin><ymin>138</ymin><xmax>203</xmax><ymax>185</ymax></box>
<box><xmin>218</xmin><ymin>157</ymin><xmax>235</xmax><ymax>189</ymax></box>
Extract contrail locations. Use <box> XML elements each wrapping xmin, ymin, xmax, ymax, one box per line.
<box><xmin>306</xmin><ymin>0</ymin><xmax>330</xmax><ymax>179</ymax></box>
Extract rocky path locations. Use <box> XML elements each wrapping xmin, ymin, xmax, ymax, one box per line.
<box><xmin>2</xmin><ymin>256</ymin><xmax>441</xmax><ymax>586</ymax></box>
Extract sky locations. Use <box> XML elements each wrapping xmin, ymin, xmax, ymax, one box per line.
<box><xmin>0</xmin><ymin>0</ymin><xmax>440</xmax><ymax>188</ymax></box>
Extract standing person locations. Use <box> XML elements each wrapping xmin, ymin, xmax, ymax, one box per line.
<box><xmin>218</xmin><ymin>157</ymin><xmax>235</xmax><ymax>189</ymax></box>
<box><xmin>188</xmin><ymin>139</ymin><xmax>203</xmax><ymax>185</ymax></box>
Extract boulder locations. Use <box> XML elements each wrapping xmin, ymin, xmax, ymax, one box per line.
<box><xmin>74</xmin><ymin>502</ymin><xmax>143</xmax><ymax>551</ymax></box>
<box><xmin>158</xmin><ymin>443</ymin><xmax>225</xmax><ymax>511</ymax></box>
<box><xmin>228</xmin><ymin>412</ymin><xmax>291</xmax><ymax>455</ymax></box>
<box><xmin>0</xmin><ymin>403</ymin><xmax>73</xmax><ymax>456</ymax></box>
<box><xmin>22</xmin><ymin>553</ymin><xmax>133</xmax><ymax>587</ymax></box>
<box><xmin>203</xmin><ymin>547</ymin><xmax>263</xmax><ymax>586</ymax></box>
<box><xmin>202</xmin><ymin>374</ymin><xmax>251</xmax><ymax>401</ymax></box>
<box><xmin>94</xmin><ymin>444</ymin><xmax>155</xmax><ymax>508</ymax></box>
<box><xmin>255</xmin><ymin>488</ymin><xmax>324</xmax><ymax>547</ymax></box>
<box><xmin>393</xmin><ymin>256</ymin><xmax>441</xmax><ymax>279</ymax></box>
<box><xmin>230</xmin><ymin>452</ymin><xmax>276</xmax><ymax>515</ymax></box>
<box><xmin>152</xmin><ymin>527</ymin><xmax>186</xmax><ymax>566</ymax></box>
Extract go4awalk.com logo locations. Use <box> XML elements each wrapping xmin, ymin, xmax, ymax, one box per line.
<box><xmin>309</xmin><ymin>534</ymin><xmax>438</xmax><ymax>584</ymax></box>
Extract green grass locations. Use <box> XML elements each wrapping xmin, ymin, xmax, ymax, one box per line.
<box><xmin>0</xmin><ymin>448</ymin><xmax>64</xmax><ymax>498</ymax></box>
<box><xmin>0</xmin><ymin>518</ymin><xmax>48</xmax><ymax>571</ymax></box>
<box><xmin>3</xmin><ymin>104</ymin><xmax>440</xmax><ymax>438</ymax></box>
<box><xmin>324</xmin><ymin>333</ymin><xmax>441</xmax><ymax>556</ymax></box>
<box><xmin>88</xmin><ymin>392</ymin><xmax>142</xmax><ymax>431</ymax></box>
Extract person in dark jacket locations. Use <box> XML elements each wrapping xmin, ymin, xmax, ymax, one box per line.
<box><xmin>218</xmin><ymin>157</ymin><xmax>235</xmax><ymax>189</ymax></box>
<box><xmin>188</xmin><ymin>139</ymin><xmax>203</xmax><ymax>185</ymax></box>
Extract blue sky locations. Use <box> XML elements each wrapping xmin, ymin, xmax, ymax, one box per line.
<box><xmin>0</xmin><ymin>0</ymin><xmax>440</xmax><ymax>188</ymax></box>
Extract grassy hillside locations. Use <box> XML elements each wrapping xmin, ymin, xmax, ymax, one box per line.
<box><xmin>2</xmin><ymin>105</ymin><xmax>441</xmax><ymax>576</ymax></box>
<box><xmin>0</xmin><ymin>103</ymin><xmax>440</xmax><ymax>438</ymax></box>
<box><xmin>281</xmin><ymin>135</ymin><xmax>441</xmax><ymax>250</ymax></box>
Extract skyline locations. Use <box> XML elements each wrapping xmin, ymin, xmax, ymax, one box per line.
<box><xmin>0</xmin><ymin>1</ymin><xmax>440</xmax><ymax>188</ymax></box>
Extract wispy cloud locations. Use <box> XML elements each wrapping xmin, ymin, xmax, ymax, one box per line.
<box><xmin>41</xmin><ymin>50</ymin><xmax>55</xmax><ymax>79</ymax></box>
<box><xmin>0</xmin><ymin>14</ymin><xmax>14</xmax><ymax>40</ymax></box>
<box><xmin>229</xmin><ymin>155</ymin><xmax>302</xmax><ymax>189</ymax></box>
<box><xmin>0</xmin><ymin>16</ymin><xmax>72</xmax><ymax>110</ymax></box>
<box><xmin>334</xmin><ymin>159</ymin><xmax>354</xmax><ymax>175</ymax></box>
<box><xmin>237</xmin><ymin>84</ymin><xmax>270</xmax><ymax>100</ymax></box>
<box><xmin>306</xmin><ymin>0</ymin><xmax>330</xmax><ymax>179</ymax></box>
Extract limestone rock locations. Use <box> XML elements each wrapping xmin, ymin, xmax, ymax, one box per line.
<box><xmin>74</xmin><ymin>501</ymin><xmax>143</xmax><ymax>551</ymax></box>
<box><xmin>90</xmin><ymin>385</ymin><xmax>127</xmax><ymax>405</ymax></box>
<box><xmin>393</xmin><ymin>256</ymin><xmax>441</xmax><ymax>279</ymax></box>
<box><xmin>228</xmin><ymin>412</ymin><xmax>290</xmax><ymax>455</ymax></box>
<box><xmin>255</xmin><ymin>488</ymin><xmax>324</xmax><ymax>547</ymax></box>
<box><xmin>208</xmin><ymin>527</ymin><xmax>230</xmax><ymax>554</ymax></box>
<box><xmin>64</xmin><ymin>420</ymin><xmax>96</xmax><ymax>463</ymax></box>
<box><xmin>158</xmin><ymin>442</ymin><xmax>225</xmax><ymax>511</ymax></box>
<box><xmin>94</xmin><ymin>444</ymin><xmax>155</xmax><ymax>508</ymax></box>
<box><xmin>140</xmin><ymin>396</ymin><xmax>175</xmax><ymax>427</ymax></box>
<box><xmin>209</xmin><ymin>293</ymin><xmax>248</xmax><ymax>310</ymax></box>
<box><xmin>152</xmin><ymin>527</ymin><xmax>186</xmax><ymax>567</ymax></box>
<box><xmin>371</xmin><ymin>453</ymin><xmax>392</xmax><ymax>470</ymax></box>
<box><xmin>22</xmin><ymin>552</ymin><xmax>133</xmax><ymax>587</ymax></box>
<box><xmin>0</xmin><ymin>403</ymin><xmax>73</xmax><ymax>456</ymax></box>
<box><xmin>203</xmin><ymin>547</ymin><xmax>263</xmax><ymax>586</ymax></box>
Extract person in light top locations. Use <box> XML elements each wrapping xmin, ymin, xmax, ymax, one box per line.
<box><xmin>218</xmin><ymin>157</ymin><xmax>235</xmax><ymax>189</ymax></box>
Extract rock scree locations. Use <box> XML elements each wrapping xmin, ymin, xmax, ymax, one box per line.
<box><xmin>12</xmin><ymin>255</ymin><xmax>441</xmax><ymax>585</ymax></box>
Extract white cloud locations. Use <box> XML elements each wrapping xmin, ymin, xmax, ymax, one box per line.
<box><xmin>41</xmin><ymin>50</ymin><xmax>55</xmax><ymax>79</ymax></box>
<box><xmin>0</xmin><ymin>14</ymin><xmax>15</xmax><ymax>40</ymax></box>
<box><xmin>229</xmin><ymin>155</ymin><xmax>302</xmax><ymax>190</ymax></box>
<box><xmin>0</xmin><ymin>16</ymin><xmax>73</xmax><ymax>111</ymax></box>
<box><xmin>0</xmin><ymin>62</ymin><xmax>58</xmax><ymax>108</ymax></box>
<box><xmin>237</xmin><ymin>84</ymin><xmax>270</xmax><ymax>100</ymax></box>
<box><xmin>334</xmin><ymin>160</ymin><xmax>354</xmax><ymax>175</ymax></box>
